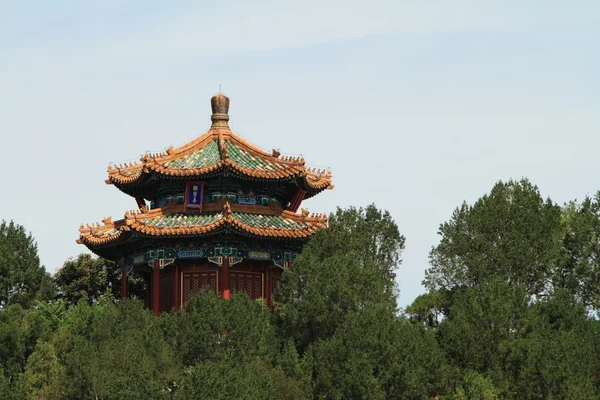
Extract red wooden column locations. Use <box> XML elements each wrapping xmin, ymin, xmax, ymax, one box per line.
<box><xmin>152</xmin><ymin>259</ymin><xmax>160</xmax><ymax>316</ymax></box>
<box><xmin>173</xmin><ymin>264</ymin><xmax>179</xmax><ymax>311</ymax></box>
<box><xmin>121</xmin><ymin>266</ymin><xmax>128</xmax><ymax>299</ymax></box>
<box><xmin>222</xmin><ymin>256</ymin><xmax>231</xmax><ymax>300</ymax></box>
<box><xmin>288</xmin><ymin>188</ymin><xmax>306</xmax><ymax>212</ymax></box>
<box><xmin>265</xmin><ymin>266</ymin><xmax>272</xmax><ymax>307</ymax></box>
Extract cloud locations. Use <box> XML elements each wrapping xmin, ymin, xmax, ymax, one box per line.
<box><xmin>4</xmin><ymin>0</ymin><xmax>600</xmax><ymax>68</ymax></box>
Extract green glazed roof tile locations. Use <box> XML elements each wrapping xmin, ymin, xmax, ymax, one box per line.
<box><xmin>96</xmin><ymin>229</ymin><xmax>120</xmax><ymax>237</ymax></box>
<box><xmin>140</xmin><ymin>212</ymin><xmax>308</xmax><ymax>230</ymax></box>
<box><xmin>143</xmin><ymin>213</ymin><xmax>222</xmax><ymax>228</ymax></box>
<box><xmin>165</xmin><ymin>140</ymin><xmax>220</xmax><ymax>169</ymax></box>
<box><xmin>122</xmin><ymin>170</ymin><xmax>142</xmax><ymax>177</ymax></box>
<box><xmin>232</xmin><ymin>213</ymin><xmax>308</xmax><ymax>229</ymax></box>
<box><xmin>226</xmin><ymin>142</ymin><xmax>284</xmax><ymax>171</ymax></box>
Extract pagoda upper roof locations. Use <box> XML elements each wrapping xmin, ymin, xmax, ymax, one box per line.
<box><xmin>106</xmin><ymin>94</ymin><xmax>333</xmax><ymax>196</ymax></box>
<box><xmin>78</xmin><ymin>200</ymin><xmax>328</xmax><ymax>254</ymax></box>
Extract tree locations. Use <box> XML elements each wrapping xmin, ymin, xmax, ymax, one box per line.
<box><xmin>425</xmin><ymin>179</ymin><xmax>563</xmax><ymax>296</ymax></box>
<box><xmin>0</xmin><ymin>220</ymin><xmax>54</xmax><ymax>308</ymax></box>
<box><xmin>51</xmin><ymin>299</ymin><xmax>179</xmax><ymax>399</ymax></box>
<box><xmin>54</xmin><ymin>254</ymin><xmax>116</xmax><ymax>305</ymax></box>
<box><xmin>55</xmin><ymin>253</ymin><xmax>145</xmax><ymax>305</ymax></box>
<box><xmin>453</xmin><ymin>371</ymin><xmax>500</xmax><ymax>400</ymax></box>
<box><xmin>22</xmin><ymin>341</ymin><xmax>65</xmax><ymax>400</ymax></box>
<box><xmin>0</xmin><ymin>305</ymin><xmax>28</xmax><ymax>390</ymax></box>
<box><xmin>172</xmin><ymin>290</ymin><xmax>278</xmax><ymax>367</ymax></box>
<box><xmin>308</xmin><ymin>303</ymin><xmax>450</xmax><ymax>399</ymax></box>
<box><xmin>168</xmin><ymin>291</ymin><xmax>306</xmax><ymax>398</ymax></box>
<box><xmin>0</xmin><ymin>370</ymin><xmax>14</xmax><ymax>400</ymax></box>
<box><xmin>275</xmin><ymin>205</ymin><xmax>405</xmax><ymax>353</ymax></box>
<box><xmin>175</xmin><ymin>359</ymin><xmax>303</xmax><ymax>400</ymax></box>
<box><xmin>502</xmin><ymin>289</ymin><xmax>599</xmax><ymax>399</ymax></box>
<box><xmin>436</xmin><ymin>280</ymin><xmax>600</xmax><ymax>399</ymax></box>
<box><xmin>0</xmin><ymin>302</ymin><xmax>59</xmax><ymax>399</ymax></box>
<box><xmin>405</xmin><ymin>290</ymin><xmax>446</xmax><ymax>328</ymax></box>
<box><xmin>436</xmin><ymin>280</ymin><xmax>532</xmax><ymax>379</ymax></box>
<box><xmin>556</xmin><ymin>193</ymin><xmax>600</xmax><ymax>309</ymax></box>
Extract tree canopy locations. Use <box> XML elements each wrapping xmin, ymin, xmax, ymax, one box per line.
<box><xmin>556</xmin><ymin>192</ymin><xmax>600</xmax><ymax>308</ymax></box>
<box><xmin>275</xmin><ymin>205</ymin><xmax>405</xmax><ymax>353</ymax></box>
<box><xmin>0</xmin><ymin>221</ymin><xmax>53</xmax><ymax>309</ymax></box>
<box><xmin>1</xmin><ymin>189</ymin><xmax>600</xmax><ymax>398</ymax></box>
<box><xmin>55</xmin><ymin>253</ymin><xmax>146</xmax><ymax>306</ymax></box>
<box><xmin>425</xmin><ymin>179</ymin><xmax>563</xmax><ymax>296</ymax></box>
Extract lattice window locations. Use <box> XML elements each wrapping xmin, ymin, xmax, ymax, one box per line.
<box><xmin>231</xmin><ymin>272</ymin><xmax>263</xmax><ymax>300</ymax></box>
<box><xmin>182</xmin><ymin>271</ymin><xmax>218</xmax><ymax>305</ymax></box>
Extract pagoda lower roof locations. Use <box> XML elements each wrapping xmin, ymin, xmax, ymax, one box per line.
<box><xmin>78</xmin><ymin>201</ymin><xmax>328</xmax><ymax>252</ymax></box>
<box><xmin>106</xmin><ymin>129</ymin><xmax>333</xmax><ymax>195</ymax></box>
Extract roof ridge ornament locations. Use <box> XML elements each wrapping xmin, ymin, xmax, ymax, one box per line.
<box><xmin>218</xmin><ymin>130</ymin><xmax>229</xmax><ymax>160</ymax></box>
<box><xmin>210</xmin><ymin>93</ymin><xmax>230</xmax><ymax>129</ymax></box>
<box><xmin>223</xmin><ymin>201</ymin><xmax>233</xmax><ymax>221</ymax></box>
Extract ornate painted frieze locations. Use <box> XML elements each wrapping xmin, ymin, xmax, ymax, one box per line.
<box><xmin>125</xmin><ymin>245</ymin><xmax>299</xmax><ymax>266</ymax></box>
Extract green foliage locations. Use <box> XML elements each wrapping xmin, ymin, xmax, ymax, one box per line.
<box><xmin>276</xmin><ymin>339</ymin><xmax>311</xmax><ymax>393</ymax></box>
<box><xmin>453</xmin><ymin>371</ymin><xmax>500</xmax><ymax>400</ymax></box>
<box><xmin>436</xmin><ymin>281</ymin><xmax>600</xmax><ymax>399</ymax></box>
<box><xmin>0</xmin><ymin>369</ymin><xmax>14</xmax><ymax>400</ymax></box>
<box><xmin>557</xmin><ymin>193</ymin><xmax>600</xmax><ymax>309</ymax></box>
<box><xmin>436</xmin><ymin>280</ymin><xmax>531</xmax><ymax>374</ymax></box>
<box><xmin>0</xmin><ymin>303</ymin><xmax>58</xmax><ymax>396</ymax></box>
<box><xmin>421</xmin><ymin>180</ymin><xmax>600</xmax><ymax>398</ymax></box>
<box><xmin>0</xmin><ymin>305</ymin><xmax>28</xmax><ymax>386</ymax></box>
<box><xmin>176</xmin><ymin>360</ymin><xmax>304</xmax><ymax>400</ymax></box>
<box><xmin>405</xmin><ymin>290</ymin><xmax>446</xmax><ymax>328</ymax></box>
<box><xmin>174</xmin><ymin>290</ymin><xmax>277</xmax><ymax>366</ymax></box>
<box><xmin>0</xmin><ymin>220</ymin><xmax>54</xmax><ymax>308</ymax></box>
<box><xmin>308</xmin><ymin>303</ymin><xmax>449</xmax><ymax>399</ymax></box>
<box><xmin>275</xmin><ymin>205</ymin><xmax>405</xmax><ymax>352</ymax></box>
<box><xmin>502</xmin><ymin>290</ymin><xmax>599</xmax><ymax>399</ymax></box>
<box><xmin>52</xmin><ymin>299</ymin><xmax>179</xmax><ymax>399</ymax></box>
<box><xmin>32</xmin><ymin>300</ymin><xmax>67</xmax><ymax>330</ymax></box>
<box><xmin>23</xmin><ymin>342</ymin><xmax>65</xmax><ymax>400</ymax></box>
<box><xmin>55</xmin><ymin>253</ymin><xmax>146</xmax><ymax>305</ymax></box>
<box><xmin>2</xmin><ymin>198</ymin><xmax>600</xmax><ymax>398</ymax></box>
<box><xmin>425</xmin><ymin>179</ymin><xmax>563</xmax><ymax>295</ymax></box>
<box><xmin>54</xmin><ymin>253</ymin><xmax>118</xmax><ymax>305</ymax></box>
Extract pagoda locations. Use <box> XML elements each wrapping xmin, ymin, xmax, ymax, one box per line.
<box><xmin>78</xmin><ymin>94</ymin><xmax>333</xmax><ymax>315</ymax></box>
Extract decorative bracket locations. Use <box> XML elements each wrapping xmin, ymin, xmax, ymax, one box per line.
<box><xmin>215</xmin><ymin>246</ymin><xmax>238</xmax><ymax>257</ymax></box>
<box><xmin>148</xmin><ymin>258</ymin><xmax>176</xmax><ymax>269</ymax></box>
<box><xmin>159</xmin><ymin>258</ymin><xmax>176</xmax><ymax>269</ymax></box>
<box><xmin>273</xmin><ymin>260</ymin><xmax>291</xmax><ymax>269</ymax></box>
<box><xmin>208</xmin><ymin>256</ymin><xmax>223</xmax><ymax>266</ymax></box>
<box><xmin>147</xmin><ymin>249</ymin><xmax>165</xmax><ymax>259</ymax></box>
<box><xmin>229</xmin><ymin>257</ymin><xmax>244</xmax><ymax>266</ymax></box>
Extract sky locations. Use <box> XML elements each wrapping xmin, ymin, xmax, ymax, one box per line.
<box><xmin>1</xmin><ymin>1</ymin><xmax>599</xmax><ymax>307</ymax></box>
